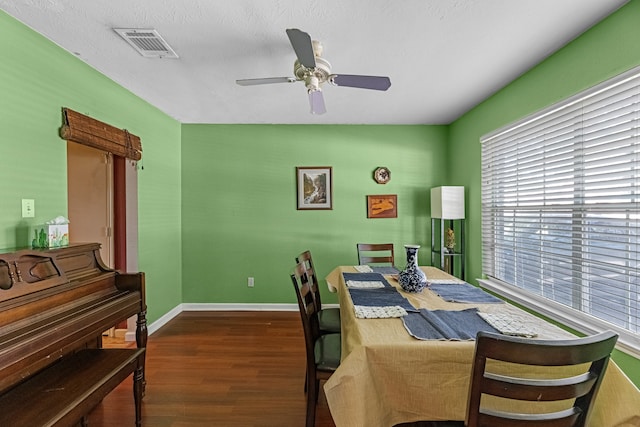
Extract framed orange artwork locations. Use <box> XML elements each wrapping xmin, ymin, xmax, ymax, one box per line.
<box><xmin>367</xmin><ymin>194</ymin><xmax>397</xmax><ymax>218</ymax></box>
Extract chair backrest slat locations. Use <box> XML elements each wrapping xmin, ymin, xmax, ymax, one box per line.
<box><xmin>482</xmin><ymin>371</ymin><xmax>597</xmax><ymax>401</ymax></box>
<box><xmin>480</xmin><ymin>408</ymin><xmax>581</xmax><ymax>427</ymax></box>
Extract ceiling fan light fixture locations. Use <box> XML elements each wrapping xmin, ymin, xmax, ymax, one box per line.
<box><xmin>309</xmin><ymin>90</ymin><xmax>326</xmax><ymax>115</ymax></box>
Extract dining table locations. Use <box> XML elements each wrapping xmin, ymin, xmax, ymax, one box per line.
<box><xmin>323</xmin><ymin>265</ymin><xmax>640</xmax><ymax>427</ymax></box>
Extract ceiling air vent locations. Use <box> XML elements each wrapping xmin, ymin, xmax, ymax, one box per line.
<box><xmin>113</xmin><ymin>28</ymin><xmax>179</xmax><ymax>59</ymax></box>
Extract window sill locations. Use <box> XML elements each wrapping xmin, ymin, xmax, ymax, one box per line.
<box><xmin>477</xmin><ymin>277</ymin><xmax>640</xmax><ymax>360</ymax></box>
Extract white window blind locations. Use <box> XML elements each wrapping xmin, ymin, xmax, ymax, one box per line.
<box><xmin>481</xmin><ymin>66</ymin><xmax>640</xmax><ymax>351</ymax></box>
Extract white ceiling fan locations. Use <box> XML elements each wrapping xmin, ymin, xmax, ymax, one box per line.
<box><xmin>236</xmin><ymin>29</ymin><xmax>391</xmax><ymax>115</ymax></box>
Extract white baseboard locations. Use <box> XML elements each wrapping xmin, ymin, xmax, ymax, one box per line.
<box><xmin>125</xmin><ymin>302</ymin><xmax>340</xmax><ymax>341</ymax></box>
<box><xmin>125</xmin><ymin>303</ymin><xmax>183</xmax><ymax>341</ymax></box>
<box><xmin>183</xmin><ymin>303</ymin><xmax>298</xmax><ymax>312</ymax></box>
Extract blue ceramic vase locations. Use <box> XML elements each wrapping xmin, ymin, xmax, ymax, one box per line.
<box><xmin>398</xmin><ymin>245</ymin><xmax>428</xmax><ymax>292</ymax></box>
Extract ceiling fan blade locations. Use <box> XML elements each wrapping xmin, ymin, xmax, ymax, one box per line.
<box><xmin>331</xmin><ymin>74</ymin><xmax>391</xmax><ymax>91</ymax></box>
<box><xmin>286</xmin><ymin>29</ymin><xmax>316</xmax><ymax>69</ymax></box>
<box><xmin>236</xmin><ymin>77</ymin><xmax>296</xmax><ymax>86</ymax></box>
<box><xmin>308</xmin><ymin>90</ymin><xmax>326</xmax><ymax>115</ymax></box>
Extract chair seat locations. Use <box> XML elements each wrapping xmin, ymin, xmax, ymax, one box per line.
<box><xmin>319</xmin><ymin>307</ymin><xmax>341</xmax><ymax>333</ymax></box>
<box><xmin>314</xmin><ymin>333</ymin><xmax>341</xmax><ymax>371</ymax></box>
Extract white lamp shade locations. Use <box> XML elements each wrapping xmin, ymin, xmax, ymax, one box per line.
<box><xmin>431</xmin><ymin>186</ymin><xmax>465</xmax><ymax>219</ymax></box>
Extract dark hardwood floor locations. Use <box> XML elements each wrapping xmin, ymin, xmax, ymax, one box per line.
<box><xmin>89</xmin><ymin>311</ymin><xmax>336</xmax><ymax>427</ymax></box>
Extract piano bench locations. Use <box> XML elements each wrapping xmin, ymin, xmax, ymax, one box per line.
<box><xmin>0</xmin><ymin>348</ymin><xmax>145</xmax><ymax>427</ymax></box>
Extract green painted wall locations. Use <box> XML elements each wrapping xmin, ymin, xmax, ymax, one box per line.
<box><xmin>181</xmin><ymin>124</ymin><xmax>447</xmax><ymax>305</ymax></box>
<box><xmin>2</xmin><ymin>0</ymin><xmax>639</xmax><ymax>387</ymax></box>
<box><xmin>449</xmin><ymin>0</ymin><xmax>640</xmax><ymax>385</ymax></box>
<box><xmin>0</xmin><ymin>10</ymin><xmax>183</xmax><ymax>324</ymax></box>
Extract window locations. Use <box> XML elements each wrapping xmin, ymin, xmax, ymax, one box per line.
<box><xmin>480</xmin><ymin>66</ymin><xmax>640</xmax><ymax>355</ymax></box>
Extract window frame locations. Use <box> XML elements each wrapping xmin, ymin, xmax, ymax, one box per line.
<box><xmin>480</xmin><ymin>65</ymin><xmax>640</xmax><ymax>358</ymax></box>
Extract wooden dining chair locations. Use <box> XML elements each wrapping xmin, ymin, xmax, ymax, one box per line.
<box><xmin>295</xmin><ymin>250</ymin><xmax>341</xmax><ymax>334</ymax></box>
<box><xmin>465</xmin><ymin>330</ymin><xmax>618</xmax><ymax>427</ymax></box>
<box><xmin>291</xmin><ymin>262</ymin><xmax>341</xmax><ymax>427</ymax></box>
<box><xmin>356</xmin><ymin>243</ymin><xmax>395</xmax><ymax>266</ymax></box>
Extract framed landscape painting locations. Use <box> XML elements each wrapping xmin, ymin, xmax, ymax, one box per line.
<box><xmin>367</xmin><ymin>194</ymin><xmax>397</xmax><ymax>218</ymax></box>
<box><xmin>296</xmin><ymin>166</ymin><xmax>333</xmax><ymax>210</ymax></box>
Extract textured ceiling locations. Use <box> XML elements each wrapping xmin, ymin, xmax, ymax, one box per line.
<box><xmin>0</xmin><ymin>0</ymin><xmax>629</xmax><ymax>124</ymax></box>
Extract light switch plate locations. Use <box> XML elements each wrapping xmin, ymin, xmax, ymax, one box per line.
<box><xmin>22</xmin><ymin>199</ymin><xmax>35</xmax><ymax>218</ymax></box>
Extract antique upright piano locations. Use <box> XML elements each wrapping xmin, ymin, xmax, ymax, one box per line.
<box><xmin>0</xmin><ymin>242</ymin><xmax>147</xmax><ymax>426</ymax></box>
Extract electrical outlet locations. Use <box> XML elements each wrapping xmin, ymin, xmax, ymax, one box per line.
<box><xmin>248</xmin><ymin>277</ymin><xmax>254</xmax><ymax>287</ymax></box>
<box><xmin>22</xmin><ymin>199</ymin><xmax>35</xmax><ymax>218</ymax></box>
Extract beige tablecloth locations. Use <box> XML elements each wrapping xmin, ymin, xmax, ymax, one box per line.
<box><xmin>323</xmin><ymin>266</ymin><xmax>640</xmax><ymax>427</ymax></box>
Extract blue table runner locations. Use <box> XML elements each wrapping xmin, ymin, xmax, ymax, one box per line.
<box><xmin>370</xmin><ymin>266</ymin><xmax>400</xmax><ymax>275</ymax></box>
<box><xmin>402</xmin><ymin>308</ymin><xmax>499</xmax><ymax>340</ymax></box>
<box><xmin>343</xmin><ymin>272</ymin><xmax>416</xmax><ymax>312</ymax></box>
<box><xmin>429</xmin><ymin>282</ymin><xmax>503</xmax><ymax>304</ymax></box>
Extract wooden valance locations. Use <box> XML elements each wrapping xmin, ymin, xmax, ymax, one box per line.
<box><xmin>60</xmin><ymin>108</ymin><xmax>142</xmax><ymax>161</ymax></box>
